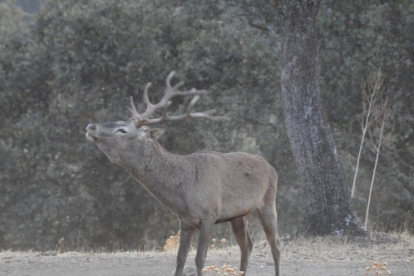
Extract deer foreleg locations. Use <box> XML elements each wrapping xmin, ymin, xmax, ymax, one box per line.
<box><xmin>195</xmin><ymin>220</ymin><xmax>214</xmax><ymax>276</ymax></box>
<box><xmin>174</xmin><ymin>220</ymin><xmax>195</xmax><ymax>276</ymax></box>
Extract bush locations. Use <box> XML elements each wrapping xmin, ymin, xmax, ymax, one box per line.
<box><xmin>0</xmin><ymin>0</ymin><xmax>413</xmax><ymax>250</ymax></box>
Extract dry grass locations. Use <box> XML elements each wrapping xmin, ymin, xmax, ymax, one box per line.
<box><xmin>279</xmin><ymin>231</ymin><xmax>414</xmax><ymax>262</ymax></box>
<box><xmin>211</xmin><ymin>238</ymin><xmax>228</xmax><ymax>249</ymax></box>
<box><xmin>407</xmin><ymin>256</ymin><xmax>414</xmax><ymax>265</ymax></box>
<box><xmin>0</xmin><ymin>250</ymin><xmax>38</xmax><ymax>259</ymax></box>
<box><xmin>1</xmin><ymin>231</ymin><xmax>413</xmax><ymax>276</ymax></box>
<box><xmin>163</xmin><ymin>231</ymin><xmax>181</xmax><ymax>252</ymax></box>
<box><xmin>162</xmin><ymin>231</ymin><xmax>229</xmax><ymax>252</ymax></box>
<box><xmin>158</xmin><ymin>231</ymin><xmax>414</xmax><ymax>274</ymax></box>
<box><xmin>202</xmin><ymin>264</ymin><xmax>244</xmax><ymax>275</ymax></box>
<box><xmin>365</xmin><ymin>262</ymin><xmax>391</xmax><ymax>275</ymax></box>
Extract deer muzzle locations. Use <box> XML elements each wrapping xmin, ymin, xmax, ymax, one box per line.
<box><xmin>86</xmin><ymin>124</ymin><xmax>97</xmax><ymax>142</ymax></box>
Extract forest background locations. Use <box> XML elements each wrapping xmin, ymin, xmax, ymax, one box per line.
<box><xmin>0</xmin><ymin>0</ymin><xmax>413</xmax><ymax>251</ymax></box>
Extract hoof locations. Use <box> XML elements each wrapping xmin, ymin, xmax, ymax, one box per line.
<box><xmin>170</xmin><ymin>266</ymin><xmax>197</xmax><ymax>276</ymax></box>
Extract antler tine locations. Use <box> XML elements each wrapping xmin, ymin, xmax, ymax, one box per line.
<box><xmin>138</xmin><ymin>94</ymin><xmax>229</xmax><ymax>125</ymax></box>
<box><xmin>186</xmin><ymin>95</ymin><xmax>230</xmax><ymax>121</ymax></box>
<box><xmin>161</xmin><ymin>101</ymin><xmax>173</xmax><ymax>118</ymax></box>
<box><xmin>128</xmin><ymin>83</ymin><xmax>154</xmax><ymax>121</ymax></box>
<box><xmin>186</xmin><ymin>96</ymin><xmax>216</xmax><ymax>118</ymax></box>
<box><xmin>131</xmin><ymin>71</ymin><xmax>229</xmax><ymax>126</ymax></box>
<box><xmin>143</xmin><ymin>82</ymin><xmax>153</xmax><ymax>106</ymax></box>
<box><xmin>165</xmin><ymin>71</ymin><xmax>185</xmax><ymax>95</ymax></box>
<box><xmin>128</xmin><ymin>96</ymin><xmax>140</xmax><ymax>118</ymax></box>
<box><xmin>137</xmin><ymin>82</ymin><xmax>156</xmax><ymax>119</ymax></box>
<box><xmin>166</xmin><ymin>71</ymin><xmax>177</xmax><ymax>88</ymax></box>
<box><xmin>187</xmin><ymin>95</ymin><xmax>201</xmax><ymax>113</ymax></box>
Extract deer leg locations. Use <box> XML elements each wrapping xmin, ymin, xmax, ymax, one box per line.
<box><xmin>174</xmin><ymin>220</ymin><xmax>195</xmax><ymax>276</ymax></box>
<box><xmin>195</xmin><ymin>220</ymin><xmax>214</xmax><ymax>276</ymax></box>
<box><xmin>258</xmin><ymin>206</ymin><xmax>280</xmax><ymax>276</ymax></box>
<box><xmin>230</xmin><ymin>216</ymin><xmax>253</xmax><ymax>275</ymax></box>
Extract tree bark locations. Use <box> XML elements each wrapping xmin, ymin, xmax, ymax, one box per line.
<box><xmin>277</xmin><ymin>0</ymin><xmax>360</xmax><ymax>235</ymax></box>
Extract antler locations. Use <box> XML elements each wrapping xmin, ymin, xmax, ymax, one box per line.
<box><xmin>129</xmin><ymin>71</ymin><xmax>229</xmax><ymax>126</ymax></box>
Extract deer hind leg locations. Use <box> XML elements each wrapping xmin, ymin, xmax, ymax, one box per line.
<box><xmin>195</xmin><ymin>220</ymin><xmax>214</xmax><ymax>276</ymax></box>
<box><xmin>257</xmin><ymin>205</ymin><xmax>280</xmax><ymax>276</ymax></box>
<box><xmin>230</xmin><ymin>216</ymin><xmax>253</xmax><ymax>275</ymax></box>
<box><xmin>174</xmin><ymin>220</ymin><xmax>196</xmax><ymax>276</ymax></box>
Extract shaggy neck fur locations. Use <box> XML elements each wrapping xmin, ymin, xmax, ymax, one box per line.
<box><xmin>121</xmin><ymin>139</ymin><xmax>195</xmax><ymax>214</ymax></box>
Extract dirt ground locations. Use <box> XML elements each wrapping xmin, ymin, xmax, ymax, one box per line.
<box><xmin>1</xmin><ymin>233</ymin><xmax>413</xmax><ymax>276</ymax></box>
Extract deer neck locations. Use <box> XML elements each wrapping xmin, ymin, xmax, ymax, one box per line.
<box><xmin>121</xmin><ymin>140</ymin><xmax>191</xmax><ymax>213</ymax></box>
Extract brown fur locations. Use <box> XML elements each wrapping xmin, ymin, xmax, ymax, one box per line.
<box><xmin>86</xmin><ymin>123</ymin><xmax>280</xmax><ymax>276</ymax></box>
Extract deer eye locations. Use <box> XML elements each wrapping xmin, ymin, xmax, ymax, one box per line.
<box><xmin>115</xmin><ymin>128</ymin><xmax>127</xmax><ymax>134</ymax></box>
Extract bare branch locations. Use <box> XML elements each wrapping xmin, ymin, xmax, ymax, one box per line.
<box><xmin>351</xmin><ymin>66</ymin><xmax>386</xmax><ymax>198</ymax></box>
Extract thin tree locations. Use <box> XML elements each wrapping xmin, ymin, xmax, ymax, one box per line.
<box><xmin>365</xmin><ymin>96</ymin><xmax>393</xmax><ymax>230</ymax></box>
<box><xmin>275</xmin><ymin>0</ymin><xmax>360</xmax><ymax>235</ymax></box>
<box><xmin>351</xmin><ymin>68</ymin><xmax>384</xmax><ymax>198</ymax></box>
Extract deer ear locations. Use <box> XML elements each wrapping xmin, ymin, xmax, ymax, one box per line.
<box><xmin>148</xmin><ymin>128</ymin><xmax>166</xmax><ymax>140</ymax></box>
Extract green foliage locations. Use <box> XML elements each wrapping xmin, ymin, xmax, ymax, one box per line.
<box><xmin>0</xmin><ymin>0</ymin><xmax>413</xmax><ymax>250</ymax></box>
<box><xmin>319</xmin><ymin>0</ymin><xmax>414</xmax><ymax>232</ymax></box>
<box><xmin>0</xmin><ymin>0</ymin><xmax>291</xmax><ymax>250</ymax></box>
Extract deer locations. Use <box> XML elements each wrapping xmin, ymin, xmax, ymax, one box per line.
<box><xmin>85</xmin><ymin>72</ymin><xmax>280</xmax><ymax>276</ymax></box>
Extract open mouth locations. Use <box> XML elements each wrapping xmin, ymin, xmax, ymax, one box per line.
<box><xmin>85</xmin><ymin>131</ymin><xmax>97</xmax><ymax>142</ymax></box>
<box><xmin>86</xmin><ymin>124</ymin><xmax>98</xmax><ymax>142</ymax></box>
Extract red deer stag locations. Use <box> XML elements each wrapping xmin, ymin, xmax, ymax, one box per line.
<box><xmin>85</xmin><ymin>72</ymin><xmax>280</xmax><ymax>276</ymax></box>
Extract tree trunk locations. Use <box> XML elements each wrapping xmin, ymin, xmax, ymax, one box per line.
<box><xmin>277</xmin><ymin>0</ymin><xmax>360</xmax><ymax>235</ymax></box>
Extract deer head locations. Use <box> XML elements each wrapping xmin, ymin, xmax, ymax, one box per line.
<box><xmin>85</xmin><ymin>71</ymin><xmax>228</xmax><ymax>164</ymax></box>
<box><xmin>85</xmin><ymin>72</ymin><xmax>280</xmax><ymax>276</ymax></box>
